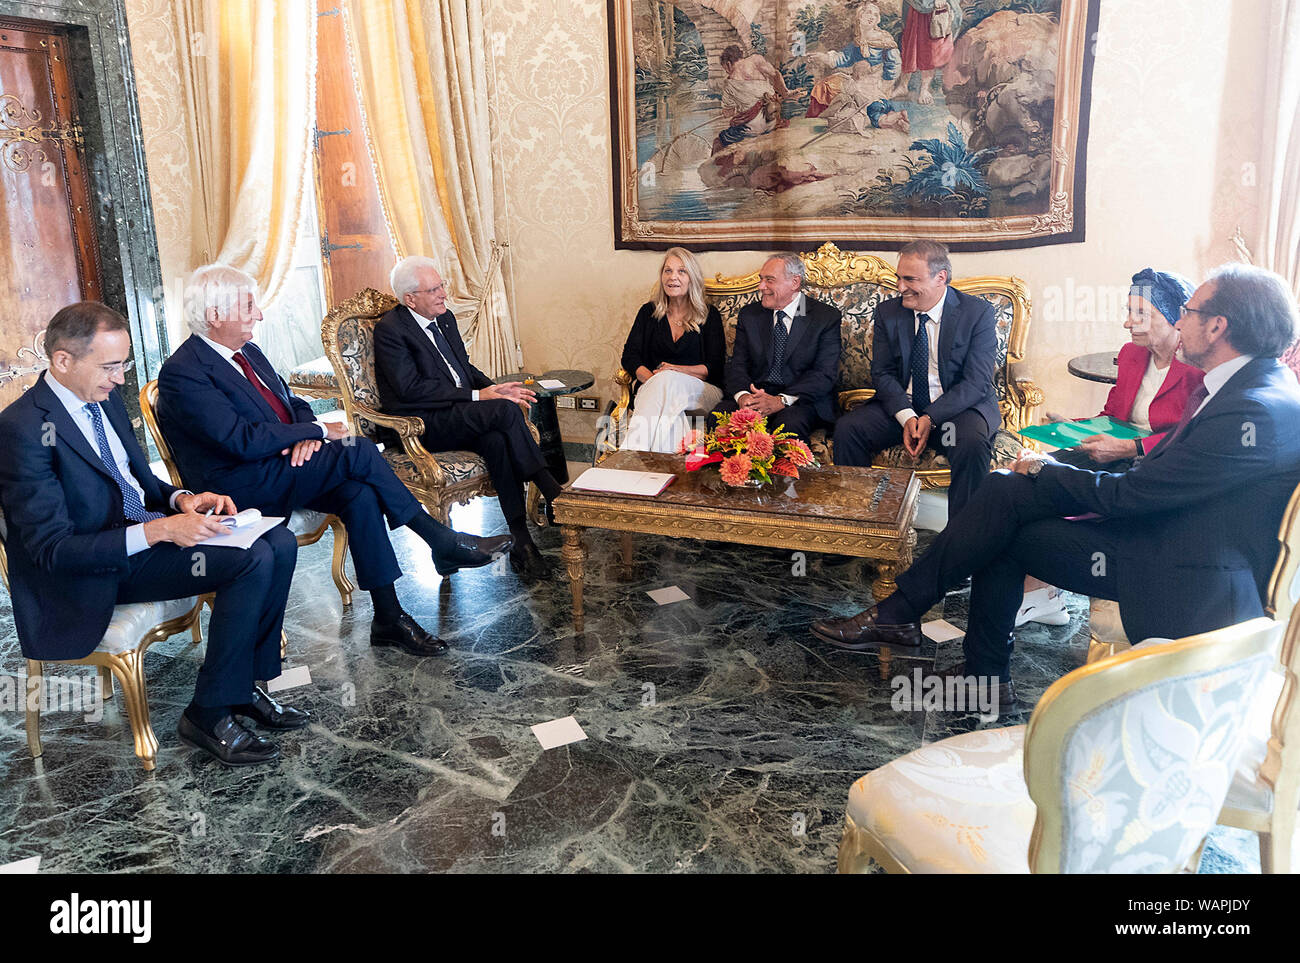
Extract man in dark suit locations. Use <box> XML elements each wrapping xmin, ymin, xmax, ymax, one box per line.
<box><xmin>157</xmin><ymin>264</ymin><xmax>512</xmax><ymax>659</ymax></box>
<box><xmin>0</xmin><ymin>303</ymin><xmax>307</xmax><ymax>767</ymax></box>
<box><xmin>714</xmin><ymin>253</ymin><xmax>841</xmax><ymax>442</ymax></box>
<box><xmin>833</xmin><ymin>239</ymin><xmax>999</xmax><ymax>516</ymax></box>
<box><xmin>373</xmin><ymin>256</ymin><xmax>563</xmax><ymax>579</ymax></box>
<box><xmin>813</xmin><ymin>263</ymin><xmax>1300</xmax><ymax>712</ymax></box>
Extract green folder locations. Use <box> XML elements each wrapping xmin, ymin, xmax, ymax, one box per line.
<box><xmin>1017</xmin><ymin>416</ymin><xmax>1151</xmax><ymax>449</ymax></box>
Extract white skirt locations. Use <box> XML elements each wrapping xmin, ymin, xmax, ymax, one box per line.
<box><xmin>620</xmin><ymin>370</ymin><xmax>724</xmax><ymax>454</ymax></box>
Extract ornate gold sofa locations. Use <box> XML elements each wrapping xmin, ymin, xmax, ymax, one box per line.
<box><xmin>320</xmin><ymin>289</ymin><xmax>540</xmax><ymax>525</ymax></box>
<box><xmin>598</xmin><ymin>243</ymin><xmax>1042</xmax><ymax>488</ymax></box>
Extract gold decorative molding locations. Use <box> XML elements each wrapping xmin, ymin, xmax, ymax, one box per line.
<box><xmin>1</xmin><ymin>92</ymin><xmax>84</xmax><ymax>173</ymax></box>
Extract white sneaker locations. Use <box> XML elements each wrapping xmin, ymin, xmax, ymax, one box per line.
<box><xmin>1015</xmin><ymin>589</ymin><xmax>1071</xmax><ymax>627</ymax></box>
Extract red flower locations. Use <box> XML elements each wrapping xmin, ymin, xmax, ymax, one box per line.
<box><xmin>785</xmin><ymin>439</ymin><xmax>814</xmax><ymax>467</ymax></box>
<box><xmin>745</xmin><ymin>430</ymin><xmax>774</xmax><ymax>461</ymax></box>
<box><xmin>727</xmin><ymin>407</ymin><xmax>760</xmax><ymax>433</ymax></box>
<box><xmin>678</xmin><ymin>429</ymin><xmax>703</xmax><ymax>454</ymax></box>
<box><xmin>772</xmin><ymin>457</ymin><xmax>800</xmax><ymax>479</ymax></box>
<box><xmin>719</xmin><ymin>453</ymin><xmax>753</xmax><ymax>486</ymax></box>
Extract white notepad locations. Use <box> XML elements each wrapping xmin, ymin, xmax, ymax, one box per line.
<box><xmin>200</xmin><ymin>509</ymin><xmax>287</xmax><ymax>550</ymax></box>
<box><xmin>569</xmin><ymin>468</ymin><xmax>675</xmax><ymax>496</ymax></box>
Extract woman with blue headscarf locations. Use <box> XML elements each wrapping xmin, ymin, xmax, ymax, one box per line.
<box><xmin>1051</xmin><ymin>267</ymin><xmax>1203</xmax><ymax>469</ymax></box>
<box><xmin>1016</xmin><ymin>268</ymin><xmax>1204</xmax><ymax>627</ymax></box>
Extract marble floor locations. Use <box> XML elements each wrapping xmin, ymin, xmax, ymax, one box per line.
<box><xmin>0</xmin><ymin>488</ymin><xmax>1269</xmax><ymax>873</ymax></box>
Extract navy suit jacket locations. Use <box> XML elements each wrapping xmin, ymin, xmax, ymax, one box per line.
<box><xmin>725</xmin><ymin>294</ymin><xmax>842</xmax><ymax>424</ymax></box>
<box><xmin>0</xmin><ymin>375</ymin><xmax>180</xmax><ymax>660</ymax></box>
<box><xmin>1037</xmin><ymin>356</ymin><xmax>1300</xmax><ymax>643</ymax></box>
<box><xmin>156</xmin><ymin>335</ymin><xmax>323</xmax><ymax>493</ymax></box>
<box><xmin>374</xmin><ymin>305</ymin><xmax>493</xmax><ymax>416</ymax></box>
<box><xmin>870</xmin><ymin>286</ymin><xmax>1001</xmax><ymax>431</ymax></box>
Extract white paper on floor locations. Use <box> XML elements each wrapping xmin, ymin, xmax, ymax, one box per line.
<box><xmin>922</xmin><ymin>619</ymin><xmax>965</xmax><ymax>643</ymax></box>
<box><xmin>531</xmin><ymin>716</ymin><xmax>587</xmax><ymax>750</ymax></box>
<box><xmin>0</xmin><ymin>856</ymin><xmax>40</xmax><ymax>874</ymax></box>
<box><xmin>647</xmin><ymin>585</ymin><xmax>690</xmax><ymax>605</ymax></box>
<box><xmin>267</xmin><ymin>664</ymin><xmax>312</xmax><ymax>693</ymax></box>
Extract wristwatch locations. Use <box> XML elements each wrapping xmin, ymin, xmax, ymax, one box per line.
<box><xmin>1025</xmin><ymin>458</ymin><xmax>1045</xmax><ymax>478</ymax></box>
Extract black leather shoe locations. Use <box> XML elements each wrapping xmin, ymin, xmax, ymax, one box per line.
<box><xmin>370</xmin><ymin>612</ymin><xmax>449</xmax><ymax>656</ymax></box>
<box><xmin>811</xmin><ymin>606</ymin><xmax>923</xmax><ymax>651</ymax></box>
<box><xmin>233</xmin><ymin>684</ymin><xmax>312</xmax><ymax>731</ymax></box>
<box><xmin>509</xmin><ymin>541</ymin><xmax>553</xmax><ymax>579</ymax></box>
<box><xmin>434</xmin><ymin>533</ymin><xmax>515</xmax><ymax>576</ymax></box>
<box><xmin>178</xmin><ymin>711</ymin><xmax>280</xmax><ymax>767</ymax></box>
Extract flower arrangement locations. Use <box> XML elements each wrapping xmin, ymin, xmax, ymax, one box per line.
<box><xmin>680</xmin><ymin>407</ymin><xmax>816</xmax><ymax>486</ymax></box>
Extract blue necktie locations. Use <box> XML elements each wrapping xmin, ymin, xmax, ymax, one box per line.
<box><xmin>84</xmin><ymin>402</ymin><xmax>163</xmax><ymax>523</ymax></box>
<box><xmin>767</xmin><ymin>311</ymin><xmax>789</xmax><ymax>384</ymax></box>
<box><xmin>910</xmin><ymin>313</ymin><xmax>932</xmax><ymax>413</ymax></box>
<box><xmin>427</xmin><ymin>320</ymin><xmax>469</xmax><ymax>388</ymax></box>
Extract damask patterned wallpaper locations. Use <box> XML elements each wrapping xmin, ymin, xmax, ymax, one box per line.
<box><xmin>123</xmin><ymin>0</ymin><xmax>1269</xmax><ymax>436</ymax></box>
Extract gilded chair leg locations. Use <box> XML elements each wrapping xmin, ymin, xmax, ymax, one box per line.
<box><xmin>527</xmin><ymin>483</ymin><xmax>545</xmax><ymax>527</ymax></box>
<box><xmin>1260</xmin><ymin>808</ymin><xmax>1295</xmax><ymax>874</ymax></box>
<box><xmin>98</xmin><ymin>665</ymin><xmax>113</xmax><ymax>702</ymax></box>
<box><xmin>25</xmin><ymin>659</ymin><xmax>43</xmax><ymax>760</ymax></box>
<box><xmin>328</xmin><ymin>518</ymin><xmax>354</xmax><ymax>606</ymax></box>
<box><xmin>280</xmin><ymin>630</ymin><xmax>288</xmax><ymax>660</ymax></box>
<box><xmin>107</xmin><ymin>652</ymin><xmax>158</xmax><ymax>771</ymax></box>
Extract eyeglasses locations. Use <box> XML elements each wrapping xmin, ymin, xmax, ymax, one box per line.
<box><xmin>95</xmin><ymin>360</ymin><xmax>134</xmax><ymax>376</ymax></box>
<box><xmin>411</xmin><ymin>285</ymin><xmax>445</xmax><ymax>297</ymax></box>
<box><xmin>1179</xmin><ymin>306</ymin><xmax>1217</xmax><ymax>321</ymax></box>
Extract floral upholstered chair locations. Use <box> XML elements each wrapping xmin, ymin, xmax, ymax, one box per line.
<box><xmin>597</xmin><ymin>244</ymin><xmax>1041</xmax><ymax>492</ymax></box>
<box><xmin>837</xmin><ymin>617</ymin><xmax>1283</xmax><ymax>873</ymax></box>
<box><xmin>321</xmin><ymin>288</ymin><xmax>539</xmax><ymax>525</ymax></box>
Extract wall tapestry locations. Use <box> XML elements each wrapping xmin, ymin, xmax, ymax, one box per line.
<box><xmin>610</xmin><ymin>0</ymin><xmax>1099</xmax><ymax>250</ymax></box>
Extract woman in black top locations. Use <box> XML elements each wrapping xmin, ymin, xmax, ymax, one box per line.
<box><xmin>619</xmin><ymin>247</ymin><xmax>726</xmax><ymax>452</ymax></box>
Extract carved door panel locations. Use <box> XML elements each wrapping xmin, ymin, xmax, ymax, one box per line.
<box><xmin>0</xmin><ymin>17</ymin><xmax>104</xmax><ymax>408</ymax></box>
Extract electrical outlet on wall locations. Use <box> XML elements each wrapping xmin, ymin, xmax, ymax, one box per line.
<box><xmin>578</xmin><ymin>396</ymin><xmax>598</xmax><ymax>411</ymax></box>
<box><xmin>556</xmin><ymin>396</ymin><xmax>576</xmax><ymax>409</ymax></box>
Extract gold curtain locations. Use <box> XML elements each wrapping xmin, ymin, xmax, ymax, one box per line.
<box><xmin>1256</xmin><ymin>0</ymin><xmax>1300</xmax><ymax>297</ymax></box>
<box><xmin>346</xmin><ymin>0</ymin><xmax>519</xmax><ymax>377</ymax></box>
<box><xmin>174</xmin><ymin>0</ymin><xmax>317</xmax><ymax>308</ymax></box>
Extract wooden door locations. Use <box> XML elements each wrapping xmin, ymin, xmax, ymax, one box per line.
<box><xmin>0</xmin><ymin>17</ymin><xmax>105</xmax><ymax>408</ymax></box>
<box><xmin>312</xmin><ymin>3</ymin><xmax>396</xmax><ymax>307</ymax></box>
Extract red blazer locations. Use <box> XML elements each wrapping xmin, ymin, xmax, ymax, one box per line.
<box><xmin>1099</xmin><ymin>341</ymin><xmax>1204</xmax><ymax>453</ymax></box>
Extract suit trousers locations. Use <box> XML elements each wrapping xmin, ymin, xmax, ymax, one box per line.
<box><xmin>832</xmin><ymin>402</ymin><xmax>993</xmax><ymax>515</ymax></box>
<box><xmin>219</xmin><ymin>438</ymin><xmax>422</xmax><ymax>591</ymax></box>
<box><xmin>418</xmin><ymin>399</ymin><xmax>546</xmax><ymax>527</ymax></box>
<box><xmin>115</xmin><ymin>524</ymin><xmax>297</xmax><ymax>707</ymax></box>
<box><xmin>893</xmin><ymin>470</ymin><xmax>1120</xmax><ymax>681</ymax></box>
<box><xmin>711</xmin><ymin>397</ymin><xmax>825</xmax><ymax>443</ymax></box>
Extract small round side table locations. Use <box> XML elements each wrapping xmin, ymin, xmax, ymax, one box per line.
<box><xmin>496</xmin><ymin>368</ymin><xmax>595</xmax><ymax>483</ymax></box>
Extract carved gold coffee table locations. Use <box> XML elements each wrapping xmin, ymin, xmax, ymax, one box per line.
<box><xmin>553</xmin><ymin>451</ymin><xmax>919</xmax><ymax>634</ymax></box>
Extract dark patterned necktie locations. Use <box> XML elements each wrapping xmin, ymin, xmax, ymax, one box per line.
<box><xmin>910</xmin><ymin>313</ymin><xmax>932</xmax><ymax>413</ymax></box>
<box><xmin>767</xmin><ymin>311</ymin><xmax>789</xmax><ymax>383</ymax></box>
<box><xmin>427</xmin><ymin>321</ymin><xmax>469</xmax><ymax>387</ymax></box>
<box><xmin>1166</xmin><ymin>383</ymin><xmax>1210</xmax><ymax>445</ymax></box>
<box><xmin>233</xmin><ymin>351</ymin><xmax>292</xmax><ymax>424</ymax></box>
<box><xmin>84</xmin><ymin>402</ymin><xmax>164</xmax><ymax>523</ymax></box>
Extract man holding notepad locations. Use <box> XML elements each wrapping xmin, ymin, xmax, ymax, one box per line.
<box><xmin>0</xmin><ymin>303</ymin><xmax>304</xmax><ymax>768</ymax></box>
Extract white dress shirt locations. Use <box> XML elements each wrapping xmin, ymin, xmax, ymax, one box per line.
<box><xmin>1193</xmin><ymin>354</ymin><xmax>1255</xmax><ymax>418</ymax></box>
<box><xmin>408</xmin><ymin>309</ymin><xmax>482</xmax><ymax>401</ymax></box>
<box><xmin>200</xmin><ymin>336</ymin><xmax>329</xmax><ymax>438</ymax></box>
<box><xmin>895</xmin><ymin>292</ymin><xmax>946</xmax><ymax>428</ymax></box>
<box><xmin>734</xmin><ymin>292</ymin><xmax>803</xmax><ymax>406</ymax></box>
<box><xmin>44</xmin><ymin>372</ymin><xmax>186</xmax><ymax>556</ymax></box>
<box><xmin>1127</xmin><ymin>356</ymin><xmax>1166</xmax><ymax>432</ymax></box>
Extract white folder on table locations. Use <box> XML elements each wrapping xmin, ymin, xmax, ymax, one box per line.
<box><xmin>569</xmin><ymin>468</ymin><xmax>675</xmax><ymax>497</ymax></box>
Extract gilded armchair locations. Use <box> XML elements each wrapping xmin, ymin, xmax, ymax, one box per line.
<box><xmin>320</xmin><ymin>288</ymin><xmax>540</xmax><ymax>526</ymax></box>
<box><xmin>838</xmin><ymin>617</ymin><xmax>1283</xmax><ymax>873</ymax></box>
<box><xmin>597</xmin><ymin>243</ymin><xmax>1042</xmax><ymax>490</ymax></box>
<box><xmin>0</xmin><ymin>514</ymin><xmax>203</xmax><ymax>772</ymax></box>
